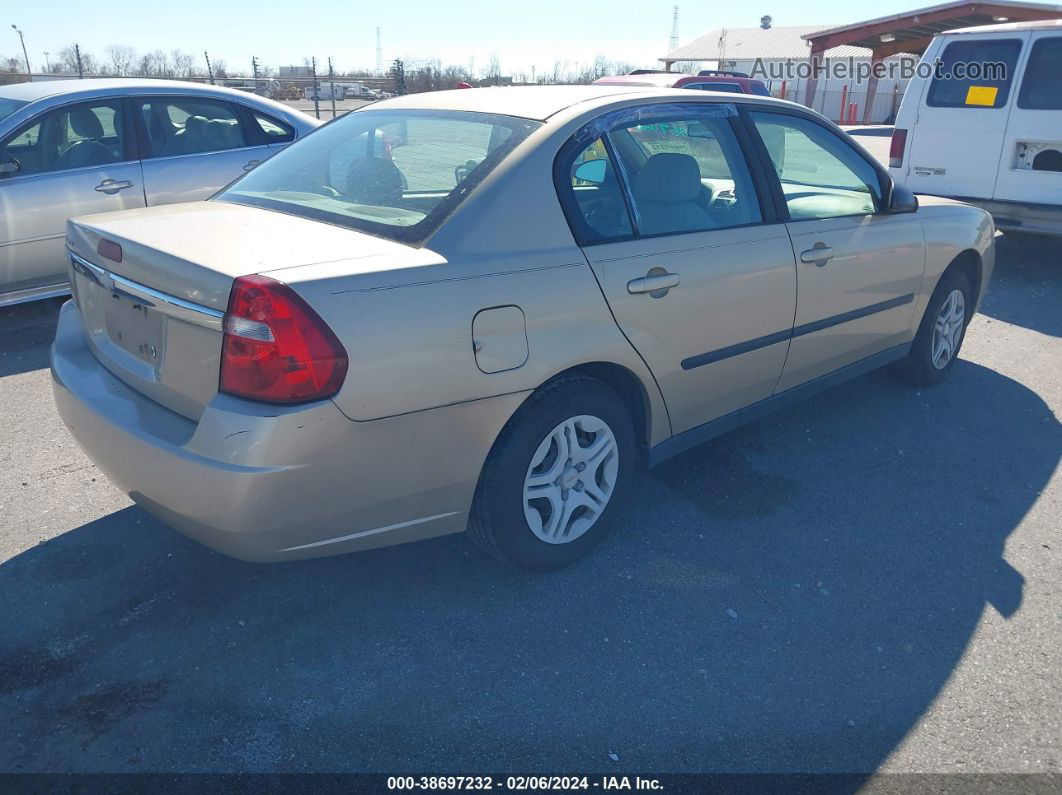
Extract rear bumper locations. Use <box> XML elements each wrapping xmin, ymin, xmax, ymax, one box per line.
<box><xmin>51</xmin><ymin>301</ymin><xmax>527</xmax><ymax>561</ymax></box>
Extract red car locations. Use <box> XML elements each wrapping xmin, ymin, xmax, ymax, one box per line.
<box><xmin>593</xmin><ymin>69</ymin><xmax>772</xmax><ymax>96</ymax></box>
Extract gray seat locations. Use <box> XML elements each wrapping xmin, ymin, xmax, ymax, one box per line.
<box><xmin>345</xmin><ymin>157</ymin><xmax>404</xmax><ymax>206</ymax></box>
<box><xmin>632</xmin><ymin>152</ymin><xmax>714</xmax><ymax>236</ymax></box>
<box><xmin>55</xmin><ymin>108</ymin><xmax>116</xmax><ymax>171</ymax></box>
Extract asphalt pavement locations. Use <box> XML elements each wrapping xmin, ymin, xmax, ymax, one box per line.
<box><xmin>0</xmin><ymin>232</ymin><xmax>1059</xmax><ymax>777</ymax></box>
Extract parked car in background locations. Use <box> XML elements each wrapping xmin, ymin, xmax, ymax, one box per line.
<box><xmin>889</xmin><ymin>20</ymin><xmax>1062</xmax><ymax>237</ymax></box>
<box><xmin>594</xmin><ymin>69</ymin><xmax>772</xmax><ymax>96</ymax></box>
<box><xmin>0</xmin><ymin>79</ymin><xmax>318</xmax><ymax>306</ymax></box>
<box><xmin>52</xmin><ymin>85</ymin><xmax>993</xmax><ymax>570</ymax></box>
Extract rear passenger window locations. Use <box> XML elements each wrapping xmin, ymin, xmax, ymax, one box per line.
<box><xmin>139</xmin><ymin>98</ymin><xmax>248</xmax><ymax>158</ymax></box>
<box><xmin>1018</xmin><ymin>37</ymin><xmax>1062</xmax><ymax>110</ymax></box>
<box><xmin>687</xmin><ymin>83</ymin><xmax>743</xmax><ymax>93</ymax></box>
<box><xmin>611</xmin><ymin>115</ymin><xmax>761</xmax><ymax>236</ymax></box>
<box><xmin>926</xmin><ymin>39</ymin><xmax>1022</xmax><ymax>109</ymax></box>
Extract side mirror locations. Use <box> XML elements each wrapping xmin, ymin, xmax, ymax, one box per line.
<box><xmin>0</xmin><ymin>155</ymin><xmax>20</xmax><ymax>177</ymax></box>
<box><xmin>573</xmin><ymin>159</ymin><xmax>607</xmax><ymax>185</ymax></box>
<box><xmin>888</xmin><ymin>182</ymin><xmax>919</xmax><ymax>213</ymax></box>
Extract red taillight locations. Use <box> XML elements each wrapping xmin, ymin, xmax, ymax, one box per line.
<box><xmin>889</xmin><ymin>128</ymin><xmax>908</xmax><ymax>169</ymax></box>
<box><xmin>220</xmin><ymin>275</ymin><xmax>348</xmax><ymax>404</ymax></box>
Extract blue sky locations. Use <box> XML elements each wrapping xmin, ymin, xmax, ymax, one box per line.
<box><xmin>8</xmin><ymin>0</ymin><xmax>924</xmax><ymax>76</ymax></box>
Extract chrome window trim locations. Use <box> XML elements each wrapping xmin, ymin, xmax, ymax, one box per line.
<box><xmin>68</xmin><ymin>250</ymin><xmax>225</xmax><ymax>331</ymax></box>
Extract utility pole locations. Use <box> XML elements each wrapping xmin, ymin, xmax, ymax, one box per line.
<box><xmin>43</xmin><ymin>51</ymin><xmax>49</xmax><ymax>71</ymax></box>
<box><xmin>10</xmin><ymin>25</ymin><xmax>30</xmax><ymax>74</ymax></box>
<box><xmin>204</xmin><ymin>51</ymin><xmax>215</xmax><ymax>84</ymax></box>
<box><xmin>311</xmin><ymin>57</ymin><xmax>320</xmax><ymax>119</ymax></box>
<box><xmin>74</xmin><ymin>43</ymin><xmax>83</xmax><ymax>78</ymax></box>
<box><xmin>327</xmin><ymin>57</ymin><xmax>337</xmax><ymax>120</ymax></box>
<box><xmin>375</xmin><ymin>27</ymin><xmax>382</xmax><ymax>75</ymax></box>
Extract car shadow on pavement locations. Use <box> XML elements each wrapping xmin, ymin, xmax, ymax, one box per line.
<box><xmin>983</xmin><ymin>235</ymin><xmax>1062</xmax><ymax>337</ymax></box>
<box><xmin>0</xmin><ymin>360</ymin><xmax>1057</xmax><ymax>777</ymax></box>
<box><xmin>0</xmin><ymin>299</ymin><xmax>64</xmax><ymax>378</ymax></box>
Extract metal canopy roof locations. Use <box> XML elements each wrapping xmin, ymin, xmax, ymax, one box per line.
<box><xmin>804</xmin><ymin>0</ymin><xmax>1062</xmax><ymax>56</ymax></box>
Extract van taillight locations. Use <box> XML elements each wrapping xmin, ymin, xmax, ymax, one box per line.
<box><xmin>220</xmin><ymin>275</ymin><xmax>348</xmax><ymax>404</ymax></box>
<box><xmin>889</xmin><ymin>128</ymin><xmax>908</xmax><ymax>169</ymax></box>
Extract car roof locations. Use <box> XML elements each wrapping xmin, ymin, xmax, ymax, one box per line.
<box><xmin>0</xmin><ymin>77</ymin><xmax>286</xmax><ymax>104</ymax></box>
<box><xmin>0</xmin><ymin>78</ymin><xmax>317</xmax><ymax>131</ymax></box>
<box><xmin>368</xmin><ymin>85</ymin><xmax>668</xmax><ymax>121</ymax></box>
<box><xmin>360</xmin><ymin>84</ymin><xmax>790</xmax><ymax>122</ymax></box>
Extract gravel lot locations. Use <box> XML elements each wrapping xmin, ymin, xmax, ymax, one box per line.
<box><xmin>0</xmin><ymin>226</ymin><xmax>1059</xmax><ymax>772</ymax></box>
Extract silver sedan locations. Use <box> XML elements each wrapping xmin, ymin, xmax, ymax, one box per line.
<box><xmin>0</xmin><ymin>78</ymin><xmax>318</xmax><ymax>306</ymax></box>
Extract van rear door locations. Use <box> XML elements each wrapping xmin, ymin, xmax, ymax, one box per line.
<box><xmin>991</xmin><ymin>31</ymin><xmax>1062</xmax><ymax>213</ymax></box>
<box><xmin>904</xmin><ymin>33</ymin><xmax>1026</xmax><ymax>200</ymax></box>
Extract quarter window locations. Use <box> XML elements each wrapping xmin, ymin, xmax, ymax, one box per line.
<box><xmin>0</xmin><ymin>101</ymin><xmax>127</xmax><ymax>178</ymax></box>
<box><xmin>138</xmin><ymin>98</ymin><xmax>248</xmax><ymax>158</ymax></box>
<box><xmin>750</xmin><ymin>112</ymin><xmax>882</xmax><ymax>221</ymax></box>
<box><xmin>564</xmin><ymin>138</ymin><xmax>634</xmax><ymax>242</ymax></box>
<box><xmin>253</xmin><ymin>112</ymin><xmax>295</xmax><ymax>143</ymax></box>
<box><xmin>1017</xmin><ymin>37</ymin><xmax>1062</xmax><ymax>110</ymax></box>
<box><xmin>926</xmin><ymin>39</ymin><xmax>1022</xmax><ymax>109</ymax></box>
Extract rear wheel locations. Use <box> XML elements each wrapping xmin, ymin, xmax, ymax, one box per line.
<box><xmin>468</xmin><ymin>375</ymin><xmax>635</xmax><ymax>571</ymax></box>
<box><xmin>890</xmin><ymin>269</ymin><xmax>972</xmax><ymax>385</ymax></box>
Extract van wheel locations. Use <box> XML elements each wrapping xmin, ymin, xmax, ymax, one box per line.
<box><xmin>890</xmin><ymin>270</ymin><xmax>972</xmax><ymax>386</ymax></box>
<box><xmin>468</xmin><ymin>375</ymin><xmax>635</xmax><ymax>571</ymax></box>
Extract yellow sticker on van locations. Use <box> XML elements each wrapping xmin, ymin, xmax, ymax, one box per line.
<box><xmin>965</xmin><ymin>86</ymin><xmax>999</xmax><ymax>106</ymax></box>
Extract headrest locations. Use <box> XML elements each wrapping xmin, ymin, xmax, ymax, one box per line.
<box><xmin>68</xmin><ymin>108</ymin><xmax>105</xmax><ymax>139</ymax></box>
<box><xmin>346</xmin><ymin>157</ymin><xmax>404</xmax><ymax>206</ymax></box>
<box><xmin>633</xmin><ymin>153</ymin><xmax>703</xmax><ymax>203</ymax></box>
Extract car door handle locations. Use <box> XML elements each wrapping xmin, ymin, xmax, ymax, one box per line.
<box><xmin>800</xmin><ymin>244</ymin><xmax>834</xmax><ymax>265</ymax></box>
<box><xmin>94</xmin><ymin>179</ymin><xmax>134</xmax><ymax>194</ymax></box>
<box><xmin>243</xmin><ymin>159</ymin><xmax>261</xmax><ymax>171</ymax></box>
<box><xmin>627</xmin><ymin>271</ymin><xmax>680</xmax><ymax>295</ymax></box>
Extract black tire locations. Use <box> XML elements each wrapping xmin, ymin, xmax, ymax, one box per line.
<box><xmin>890</xmin><ymin>269</ymin><xmax>972</xmax><ymax>386</ymax></box>
<box><xmin>468</xmin><ymin>374</ymin><xmax>636</xmax><ymax>571</ymax></box>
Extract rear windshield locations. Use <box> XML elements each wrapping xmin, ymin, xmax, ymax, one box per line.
<box><xmin>0</xmin><ymin>97</ymin><xmax>29</xmax><ymax>125</ymax></box>
<box><xmin>926</xmin><ymin>38</ymin><xmax>1022</xmax><ymax>109</ymax></box>
<box><xmin>219</xmin><ymin>109</ymin><xmax>540</xmax><ymax>245</ymax></box>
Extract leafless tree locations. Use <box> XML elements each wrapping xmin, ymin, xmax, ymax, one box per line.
<box><xmin>105</xmin><ymin>45</ymin><xmax>136</xmax><ymax>76</ymax></box>
<box><xmin>171</xmin><ymin>49</ymin><xmax>196</xmax><ymax>77</ymax></box>
<box><xmin>57</xmin><ymin>44</ymin><xmax>99</xmax><ymax>76</ymax></box>
<box><xmin>485</xmin><ymin>52</ymin><xmax>501</xmax><ymax>85</ymax></box>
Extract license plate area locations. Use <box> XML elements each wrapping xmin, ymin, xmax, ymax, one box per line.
<box><xmin>104</xmin><ymin>292</ymin><xmax>164</xmax><ymax>366</ymax></box>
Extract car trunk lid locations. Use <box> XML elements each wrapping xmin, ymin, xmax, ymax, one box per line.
<box><xmin>66</xmin><ymin>201</ymin><xmax>426</xmax><ymax>420</ymax></box>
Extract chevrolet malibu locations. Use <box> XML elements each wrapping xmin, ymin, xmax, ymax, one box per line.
<box><xmin>51</xmin><ymin>86</ymin><xmax>994</xmax><ymax>570</ymax></box>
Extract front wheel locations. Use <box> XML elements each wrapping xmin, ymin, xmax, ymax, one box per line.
<box><xmin>891</xmin><ymin>269</ymin><xmax>972</xmax><ymax>385</ymax></box>
<box><xmin>468</xmin><ymin>375</ymin><xmax>636</xmax><ymax>571</ymax></box>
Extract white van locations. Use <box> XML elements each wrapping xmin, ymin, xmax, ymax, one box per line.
<box><xmin>889</xmin><ymin>20</ymin><xmax>1062</xmax><ymax>237</ymax></box>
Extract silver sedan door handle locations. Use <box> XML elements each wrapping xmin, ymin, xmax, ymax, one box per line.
<box><xmin>800</xmin><ymin>244</ymin><xmax>835</xmax><ymax>265</ymax></box>
<box><xmin>95</xmin><ymin>179</ymin><xmax>134</xmax><ymax>194</ymax></box>
<box><xmin>627</xmin><ymin>271</ymin><xmax>680</xmax><ymax>296</ymax></box>
<box><xmin>243</xmin><ymin>159</ymin><xmax>261</xmax><ymax>171</ymax></box>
